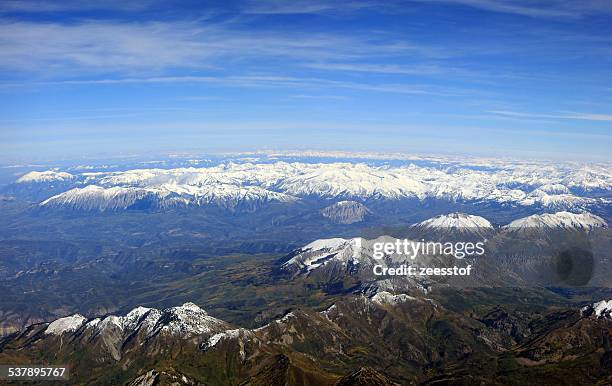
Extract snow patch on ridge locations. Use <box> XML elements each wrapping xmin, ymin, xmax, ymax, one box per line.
<box><xmin>371</xmin><ymin>291</ymin><xmax>416</xmax><ymax>306</ymax></box>
<box><xmin>415</xmin><ymin>213</ymin><xmax>493</xmax><ymax>229</ymax></box>
<box><xmin>302</xmin><ymin>238</ymin><xmax>348</xmax><ymax>251</ymax></box>
<box><xmin>45</xmin><ymin>314</ymin><xmax>86</xmax><ymax>335</ymax></box>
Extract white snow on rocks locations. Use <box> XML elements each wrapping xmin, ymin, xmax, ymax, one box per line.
<box><xmin>505</xmin><ymin>211</ymin><xmax>607</xmax><ymax>231</ymax></box>
<box><xmin>17</xmin><ymin>171</ymin><xmax>74</xmax><ymax>184</ymax></box>
<box><xmin>282</xmin><ymin>237</ymin><xmax>363</xmax><ymax>272</ymax></box>
<box><xmin>581</xmin><ymin>300</ymin><xmax>612</xmax><ymax>319</ymax></box>
<box><xmin>45</xmin><ymin>314</ymin><xmax>87</xmax><ymax>335</ymax></box>
<box><xmin>371</xmin><ymin>291</ymin><xmax>416</xmax><ymax>305</ymax></box>
<box><xmin>415</xmin><ymin>213</ymin><xmax>493</xmax><ymax>229</ymax></box>
<box><xmin>40</xmin><ymin>183</ymin><xmax>295</xmax><ymax>211</ymax></box>
<box><xmin>45</xmin><ymin>302</ymin><xmax>228</xmax><ymax>339</ymax></box>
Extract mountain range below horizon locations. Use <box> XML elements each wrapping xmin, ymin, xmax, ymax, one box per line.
<box><xmin>5</xmin><ymin>155</ymin><xmax>609</xmax><ymax>213</ymax></box>
<box><xmin>0</xmin><ymin>152</ymin><xmax>610</xmax><ymax>385</ymax></box>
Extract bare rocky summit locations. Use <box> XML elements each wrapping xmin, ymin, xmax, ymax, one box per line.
<box><xmin>321</xmin><ymin>201</ymin><xmax>371</xmax><ymax>224</ymax></box>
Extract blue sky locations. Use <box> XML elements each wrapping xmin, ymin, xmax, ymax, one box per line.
<box><xmin>1</xmin><ymin>0</ymin><xmax>611</xmax><ymax>162</ymax></box>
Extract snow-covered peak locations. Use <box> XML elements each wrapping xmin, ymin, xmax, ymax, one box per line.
<box><xmin>170</xmin><ymin>302</ymin><xmax>204</xmax><ymax>313</ymax></box>
<box><xmin>17</xmin><ymin>171</ymin><xmax>75</xmax><ymax>184</ymax></box>
<box><xmin>505</xmin><ymin>211</ymin><xmax>607</xmax><ymax>231</ymax></box>
<box><xmin>415</xmin><ymin>213</ymin><xmax>493</xmax><ymax>229</ymax></box>
<box><xmin>371</xmin><ymin>291</ymin><xmax>416</xmax><ymax>306</ymax></box>
<box><xmin>124</xmin><ymin>302</ymin><xmax>226</xmax><ymax>337</ymax></box>
<box><xmin>120</xmin><ymin>306</ymin><xmax>156</xmax><ymax>330</ymax></box>
<box><xmin>125</xmin><ymin>306</ymin><xmax>153</xmax><ymax>319</ymax></box>
<box><xmin>274</xmin><ymin>163</ymin><xmax>427</xmax><ymax>199</ymax></box>
<box><xmin>302</xmin><ymin>237</ymin><xmax>351</xmax><ymax>251</ymax></box>
<box><xmin>45</xmin><ymin>314</ymin><xmax>87</xmax><ymax>335</ymax></box>
<box><xmin>40</xmin><ymin>185</ymin><xmax>150</xmax><ymax>211</ymax></box>
<box><xmin>534</xmin><ymin>184</ymin><xmax>571</xmax><ymax>195</ymax></box>
<box><xmin>281</xmin><ymin>237</ymin><xmax>364</xmax><ymax>273</ymax></box>
<box><xmin>581</xmin><ymin>300</ymin><xmax>612</xmax><ymax>319</ymax></box>
<box><xmin>157</xmin><ymin>302</ymin><xmax>225</xmax><ymax>336</ymax></box>
<box><xmin>519</xmin><ymin>191</ymin><xmax>593</xmax><ymax>210</ymax></box>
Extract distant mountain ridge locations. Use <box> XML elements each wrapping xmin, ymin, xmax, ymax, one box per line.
<box><xmin>6</xmin><ymin>160</ymin><xmax>610</xmax><ymax>211</ymax></box>
<box><xmin>39</xmin><ymin>184</ymin><xmax>296</xmax><ymax>212</ymax></box>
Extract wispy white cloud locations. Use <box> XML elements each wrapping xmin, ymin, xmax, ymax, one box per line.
<box><xmin>489</xmin><ymin>110</ymin><xmax>612</xmax><ymax>122</ymax></box>
<box><xmin>8</xmin><ymin>75</ymin><xmax>456</xmax><ymax>96</ymax></box>
<box><xmin>232</xmin><ymin>0</ymin><xmax>612</xmax><ymax>18</ymax></box>
<box><xmin>291</xmin><ymin>94</ymin><xmax>347</xmax><ymax>100</ymax></box>
<box><xmin>11</xmin><ymin>0</ymin><xmax>609</xmax><ymax>20</ymax></box>
<box><xmin>303</xmin><ymin>60</ymin><xmax>578</xmax><ymax>88</ymax></box>
<box><xmin>0</xmin><ymin>0</ymin><xmax>380</xmax><ymax>15</ymax></box>
<box><xmin>0</xmin><ymin>0</ymin><xmax>157</xmax><ymax>13</ymax></box>
<box><xmin>0</xmin><ymin>21</ymin><xmax>213</xmax><ymax>74</ymax></box>
<box><xmin>0</xmin><ymin>106</ymin><xmax>198</xmax><ymax>123</ymax></box>
<box><xmin>415</xmin><ymin>0</ymin><xmax>612</xmax><ymax>19</ymax></box>
<box><xmin>176</xmin><ymin>96</ymin><xmax>227</xmax><ymax>102</ymax></box>
<box><xmin>304</xmin><ymin>62</ymin><xmax>445</xmax><ymax>75</ymax></box>
<box><xmin>242</xmin><ymin>0</ymin><xmax>381</xmax><ymax>15</ymax></box>
<box><xmin>0</xmin><ymin>20</ymin><xmax>423</xmax><ymax>77</ymax></box>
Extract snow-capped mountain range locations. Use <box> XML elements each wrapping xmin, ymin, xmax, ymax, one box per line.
<box><xmin>45</xmin><ymin>302</ymin><xmax>228</xmax><ymax>339</ymax></box>
<box><xmin>6</xmin><ymin>293</ymin><xmax>610</xmax><ymax>385</ymax></box>
<box><xmin>43</xmin><ymin>303</ymin><xmax>229</xmax><ymax>361</ymax></box>
<box><xmin>39</xmin><ymin>183</ymin><xmax>295</xmax><ymax>211</ymax></box>
<box><xmin>280</xmin><ymin>211</ymin><xmax>607</xmax><ymax>279</ymax></box>
<box><xmin>35</xmin><ymin>295</ymin><xmax>436</xmax><ymax>359</ymax></box>
<box><xmin>8</xmin><ymin>160</ymin><xmax>611</xmax><ymax>211</ymax></box>
<box><xmin>35</xmin><ymin>296</ymin><xmax>612</xmax><ymax>360</ymax></box>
